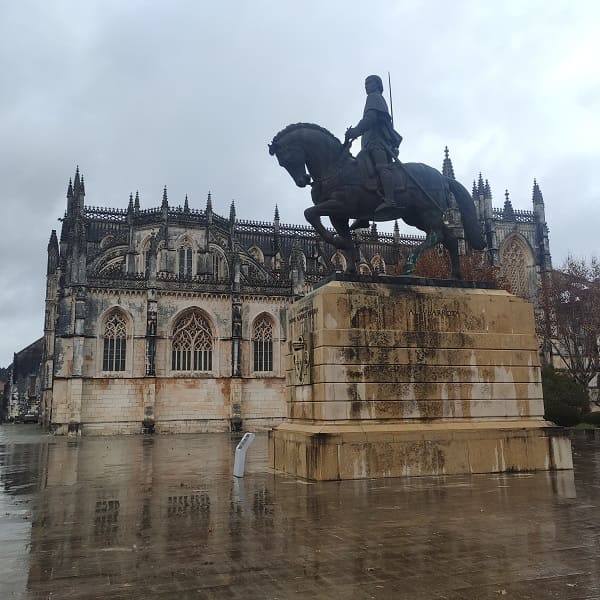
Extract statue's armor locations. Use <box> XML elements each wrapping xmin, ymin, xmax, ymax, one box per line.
<box><xmin>360</xmin><ymin>93</ymin><xmax>403</xmax><ymax>158</ymax></box>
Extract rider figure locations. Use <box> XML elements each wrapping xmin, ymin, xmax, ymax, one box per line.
<box><xmin>345</xmin><ymin>74</ymin><xmax>403</xmax><ymax>215</ymax></box>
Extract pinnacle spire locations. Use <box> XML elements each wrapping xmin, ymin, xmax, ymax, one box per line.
<box><xmin>79</xmin><ymin>174</ymin><xmax>85</xmax><ymax>195</ymax></box>
<box><xmin>206</xmin><ymin>191</ymin><xmax>212</xmax><ymax>212</ymax></box>
<box><xmin>48</xmin><ymin>229</ymin><xmax>58</xmax><ymax>249</ymax></box>
<box><xmin>484</xmin><ymin>179</ymin><xmax>492</xmax><ymax>200</ymax></box>
<box><xmin>67</xmin><ymin>178</ymin><xmax>73</xmax><ymax>199</ymax></box>
<box><xmin>161</xmin><ymin>186</ymin><xmax>168</xmax><ymax>208</ymax></box>
<box><xmin>184</xmin><ymin>194</ymin><xmax>189</xmax><ymax>212</ymax></box>
<box><xmin>274</xmin><ymin>204</ymin><xmax>280</xmax><ymax>221</ymax></box>
<box><xmin>442</xmin><ymin>146</ymin><xmax>455</xmax><ymax>179</ymax></box>
<box><xmin>128</xmin><ymin>192</ymin><xmax>134</xmax><ymax>212</ymax></box>
<box><xmin>477</xmin><ymin>173</ymin><xmax>485</xmax><ymax>197</ymax></box>
<box><xmin>229</xmin><ymin>199</ymin><xmax>236</xmax><ymax>222</ymax></box>
<box><xmin>134</xmin><ymin>190</ymin><xmax>140</xmax><ymax>212</ymax></box>
<box><xmin>472</xmin><ymin>180</ymin><xmax>477</xmax><ymax>198</ymax></box>
<box><xmin>503</xmin><ymin>189</ymin><xmax>515</xmax><ymax>221</ymax></box>
<box><xmin>532</xmin><ymin>179</ymin><xmax>544</xmax><ymax>204</ymax></box>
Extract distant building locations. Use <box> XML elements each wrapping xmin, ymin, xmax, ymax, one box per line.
<box><xmin>4</xmin><ymin>338</ymin><xmax>44</xmax><ymax>422</ymax></box>
<box><xmin>36</xmin><ymin>151</ymin><xmax>551</xmax><ymax>434</ymax></box>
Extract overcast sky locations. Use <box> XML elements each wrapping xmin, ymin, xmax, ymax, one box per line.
<box><xmin>1</xmin><ymin>0</ymin><xmax>599</xmax><ymax>365</ymax></box>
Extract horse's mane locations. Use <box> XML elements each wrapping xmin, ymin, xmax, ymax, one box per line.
<box><xmin>270</xmin><ymin>122</ymin><xmax>342</xmax><ymax>146</ymax></box>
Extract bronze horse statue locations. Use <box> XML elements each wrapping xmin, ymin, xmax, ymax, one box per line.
<box><xmin>269</xmin><ymin>123</ymin><xmax>485</xmax><ymax>279</ymax></box>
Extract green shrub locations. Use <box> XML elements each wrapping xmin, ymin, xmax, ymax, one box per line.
<box><xmin>582</xmin><ymin>411</ymin><xmax>600</xmax><ymax>426</ymax></box>
<box><xmin>542</xmin><ymin>365</ymin><xmax>589</xmax><ymax>427</ymax></box>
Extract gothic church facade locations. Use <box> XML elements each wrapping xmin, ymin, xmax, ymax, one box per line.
<box><xmin>40</xmin><ymin>151</ymin><xmax>551</xmax><ymax>435</ymax></box>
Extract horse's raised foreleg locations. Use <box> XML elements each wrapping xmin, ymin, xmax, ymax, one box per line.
<box><xmin>403</xmin><ymin>229</ymin><xmax>440</xmax><ymax>274</ymax></box>
<box><xmin>304</xmin><ymin>198</ymin><xmax>354</xmax><ymax>250</ymax></box>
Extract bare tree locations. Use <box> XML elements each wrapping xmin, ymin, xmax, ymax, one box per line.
<box><xmin>537</xmin><ymin>256</ymin><xmax>600</xmax><ymax>406</ymax></box>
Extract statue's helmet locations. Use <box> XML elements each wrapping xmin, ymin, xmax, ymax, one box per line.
<box><xmin>365</xmin><ymin>74</ymin><xmax>383</xmax><ymax>93</ymax></box>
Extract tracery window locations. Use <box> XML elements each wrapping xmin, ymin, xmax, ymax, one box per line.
<box><xmin>171</xmin><ymin>310</ymin><xmax>213</xmax><ymax>371</ymax></box>
<box><xmin>178</xmin><ymin>244</ymin><xmax>193</xmax><ymax>277</ymax></box>
<box><xmin>500</xmin><ymin>236</ymin><xmax>533</xmax><ymax>299</ymax></box>
<box><xmin>212</xmin><ymin>252</ymin><xmax>221</xmax><ymax>279</ymax></box>
<box><xmin>371</xmin><ymin>254</ymin><xmax>386</xmax><ymax>274</ymax></box>
<box><xmin>332</xmin><ymin>252</ymin><xmax>347</xmax><ymax>272</ymax></box>
<box><xmin>103</xmin><ymin>312</ymin><xmax>127</xmax><ymax>371</ymax></box>
<box><xmin>253</xmin><ymin>316</ymin><xmax>273</xmax><ymax>372</ymax></box>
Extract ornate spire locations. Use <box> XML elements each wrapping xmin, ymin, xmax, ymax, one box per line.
<box><xmin>484</xmin><ymin>179</ymin><xmax>492</xmax><ymax>200</ymax></box>
<box><xmin>393</xmin><ymin>219</ymin><xmax>400</xmax><ymax>244</ymax></box>
<box><xmin>161</xmin><ymin>186</ymin><xmax>168</xmax><ymax>209</ymax></box>
<box><xmin>274</xmin><ymin>204</ymin><xmax>280</xmax><ymax>222</ymax></box>
<box><xmin>134</xmin><ymin>190</ymin><xmax>140</xmax><ymax>212</ymax></box>
<box><xmin>472</xmin><ymin>180</ymin><xmax>477</xmax><ymax>199</ymax></box>
<box><xmin>79</xmin><ymin>175</ymin><xmax>85</xmax><ymax>195</ymax></box>
<box><xmin>47</xmin><ymin>230</ymin><xmax>59</xmax><ymax>275</ymax></box>
<box><xmin>503</xmin><ymin>189</ymin><xmax>515</xmax><ymax>221</ymax></box>
<box><xmin>73</xmin><ymin>166</ymin><xmax>80</xmax><ymax>191</ymax></box>
<box><xmin>532</xmin><ymin>178</ymin><xmax>544</xmax><ymax>204</ymax></box>
<box><xmin>67</xmin><ymin>178</ymin><xmax>73</xmax><ymax>199</ymax></box>
<box><xmin>477</xmin><ymin>173</ymin><xmax>485</xmax><ymax>197</ymax></box>
<box><xmin>370</xmin><ymin>221</ymin><xmax>378</xmax><ymax>237</ymax></box>
<box><xmin>206</xmin><ymin>191</ymin><xmax>213</xmax><ymax>225</ymax></box>
<box><xmin>128</xmin><ymin>192</ymin><xmax>134</xmax><ymax>213</ymax></box>
<box><xmin>442</xmin><ymin>146</ymin><xmax>455</xmax><ymax>179</ymax></box>
<box><xmin>229</xmin><ymin>199</ymin><xmax>236</xmax><ymax>222</ymax></box>
<box><xmin>184</xmin><ymin>194</ymin><xmax>189</xmax><ymax>212</ymax></box>
<box><xmin>48</xmin><ymin>229</ymin><xmax>58</xmax><ymax>251</ymax></box>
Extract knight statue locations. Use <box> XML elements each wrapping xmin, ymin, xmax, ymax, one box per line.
<box><xmin>344</xmin><ymin>74</ymin><xmax>403</xmax><ymax>216</ymax></box>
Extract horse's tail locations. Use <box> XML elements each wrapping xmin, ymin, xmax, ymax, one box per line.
<box><xmin>448</xmin><ymin>179</ymin><xmax>486</xmax><ymax>250</ymax></box>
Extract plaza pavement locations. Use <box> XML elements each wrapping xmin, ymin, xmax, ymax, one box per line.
<box><xmin>1</xmin><ymin>425</ymin><xmax>599</xmax><ymax>599</ymax></box>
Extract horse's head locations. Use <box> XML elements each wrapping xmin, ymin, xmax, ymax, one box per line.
<box><xmin>269</xmin><ymin>135</ymin><xmax>312</xmax><ymax>188</ymax></box>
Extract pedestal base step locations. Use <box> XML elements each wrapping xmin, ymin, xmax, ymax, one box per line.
<box><xmin>268</xmin><ymin>421</ymin><xmax>573</xmax><ymax>481</ymax></box>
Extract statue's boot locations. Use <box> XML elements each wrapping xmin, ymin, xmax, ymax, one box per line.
<box><xmin>373</xmin><ymin>166</ymin><xmax>398</xmax><ymax>220</ymax></box>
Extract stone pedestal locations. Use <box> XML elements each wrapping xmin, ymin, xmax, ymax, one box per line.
<box><xmin>269</xmin><ymin>275</ymin><xmax>573</xmax><ymax>480</ymax></box>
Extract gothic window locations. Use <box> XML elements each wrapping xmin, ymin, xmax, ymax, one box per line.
<box><xmin>371</xmin><ymin>254</ymin><xmax>386</xmax><ymax>274</ymax></box>
<box><xmin>210</xmin><ymin>249</ymin><xmax>228</xmax><ymax>280</ymax></box>
<box><xmin>178</xmin><ymin>244</ymin><xmax>193</xmax><ymax>277</ymax></box>
<box><xmin>103</xmin><ymin>312</ymin><xmax>127</xmax><ymax>371</ymax></box>
<box><xmin>499</xmin><ymin>235</ymin><xmax>534</xmax><ymax>299</ymax></box>
<box><xmin>140</xmin><ymin>236</ymin><xmax>154</xmax><ymax>274</ymax></box>
<box><xmin>171</xmin><ymin>310</ymin><xmax>213</xmax><ymax>372</ymax></box>
<box><xmin>212</xmin><ymin>252</ymin><xmax>220</xmax><ymax>279</ymax></box>
<box><xmin>248</xmin><ymin>246</ymin><xmax>265</xmax><ymax>264</ymax></box>
<box><xmin>332</xmin><ymin>251</ymin><xmax>347</xmax><ymax>272</ymax></box>
<box><xmin>253</xmin><ymin>316</ymin><xmax>273</xmax><ymax>372</ymax></box>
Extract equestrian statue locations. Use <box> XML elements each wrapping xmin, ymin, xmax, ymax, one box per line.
<box><xmin>268</xmin><ymin>74</ymin><xmax>485</xmax><ymax>279</ymax></box>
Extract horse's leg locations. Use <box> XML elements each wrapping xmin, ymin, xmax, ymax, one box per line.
<box><xmin>304</xmin><ymin>204</ymin><xmax>338</xmax><ymax>246</ymax></box>
<box><xmin>403</xmin><ymin>229</ymin><xmax>440</xmax><ymax>274</ymax></box>
<box><xmin>330</xmin><ymin>216</ymin><xmax>358</xmax><ymax>273</ymax></box>
<box><xmin>442</xmin><ymin>232</ymin><xmax>462</xmax><ymax>280</ymax></box>
<box><xmin>304</xmin><ymin>196</ymin><xmax>354</xmax><ymax>250</ymax></box>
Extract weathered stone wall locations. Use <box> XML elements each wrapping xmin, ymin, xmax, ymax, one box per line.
<box><xmin>285</xmin><ymin>280</ymin><xmax>544</xmax><ymax>423</ymax></box>
<box><xmin>50</xmin><ymin>287</ymin><xmax>287</xmax><ymax>435</ymax></box>
<box><xmin>271</xmin><ymin>278</ymin><xmax>572</xmax><ymax>480</ymax></box>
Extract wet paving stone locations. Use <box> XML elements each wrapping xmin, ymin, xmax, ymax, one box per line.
<box><xmin>1</xmin><ymin>425</ymin><xmax>599</xmax><ymax>599</ymax></box>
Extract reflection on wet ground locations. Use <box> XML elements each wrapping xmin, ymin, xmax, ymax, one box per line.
<box><xmin>1</xmin><ymin>425</ymin><xmax>599</xmax><ymax>599</ymax></box>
